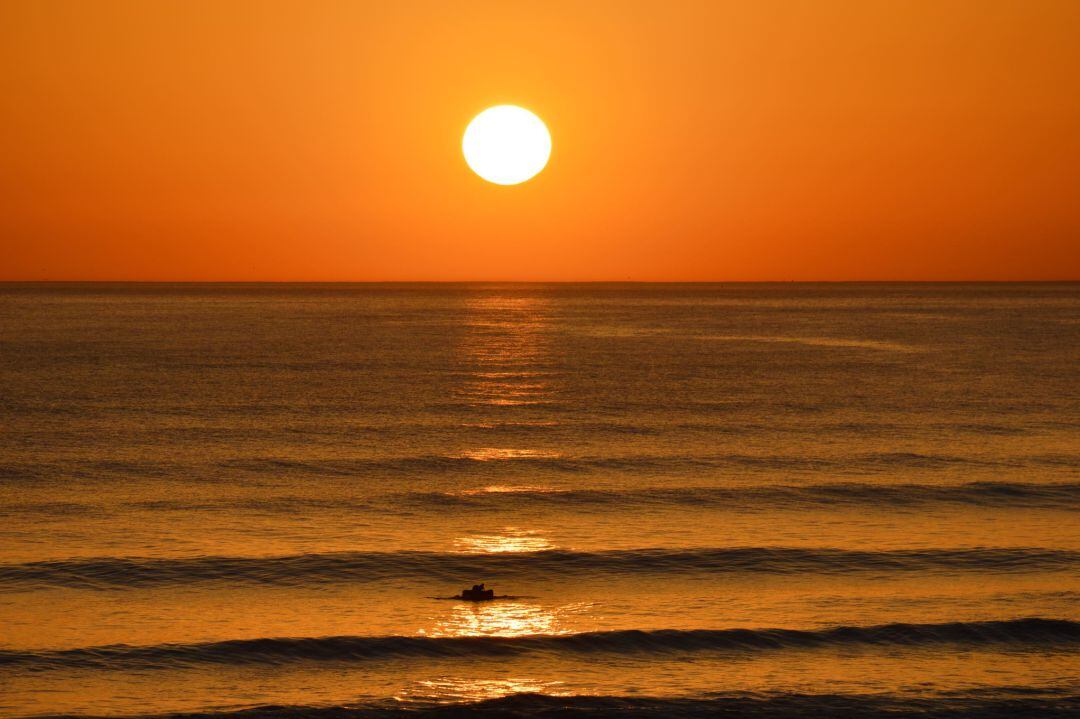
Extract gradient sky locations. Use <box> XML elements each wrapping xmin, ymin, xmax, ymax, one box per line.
<box><xmin>2</xmin><ymin>0</ymin><xmax>1078</xmax><ymax>281</ymax></box>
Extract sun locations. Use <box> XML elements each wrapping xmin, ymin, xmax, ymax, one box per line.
<box><xmin>463</xmin><ymin>105</ymin><xmax>551</xmax><ymax>186</ymax></box>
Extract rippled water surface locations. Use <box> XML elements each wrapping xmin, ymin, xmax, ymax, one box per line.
<box><xmin>0</xmin><ymin>283</ymin><xmax>1077</xmax><ymax>718</ymax></box>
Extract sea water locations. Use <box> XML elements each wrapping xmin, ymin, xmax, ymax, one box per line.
<box><xmin>1</xmin><ymin>283</ymin><xmax>1077</xmax><ymax>718</ymax></box>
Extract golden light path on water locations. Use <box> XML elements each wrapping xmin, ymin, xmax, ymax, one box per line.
<box><xmin>454</xmin><ymin>526</ymin><xmax>555</xmax><ymax>553</ymax></box>
<box><xmin>428</xmin><ymin>600</ymin><xmax>580</xmax><ymax>638</ymax></box>
<box><xmin>457</xmin><ymin>448</ymin><xmax>561</xmax><ymax>461</ymax></box>
<box><xmin>456</xmin><ymin>295</ymin><xmax>554</xmax><ymax>407</ymax></box>
<box><xmin>395</xmin><ymin>677</ymin><xmax>571</xmax><ymax>704</ymax></box>
<box><xmin>414</xmin><ymin>312</ymin><xmax>575</xmax><ymax>718</ymax></box>
<box><xmin>419</xmin><ymin>293</ymin><xmax>581</xmax><ymax>705</ymax></box>
<box><xmin>410</xmin><ymin>591</ymin><xmax>591</xmax><ymax>703</ymax></box>
<box><xmin>451</xmin><ymin>293</ymin><xmax>562</xmax><ymax>560</ymax></box>
<box><xmin>411</xmin><ymin>514</ymin><xmax>590</xmax><ymax>705</ymax></box>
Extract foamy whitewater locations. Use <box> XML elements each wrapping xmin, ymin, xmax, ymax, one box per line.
<box><xmin>1</xmin><ymin>283</ymin><xmax>1077</xmax><ymax>718</ymax></box>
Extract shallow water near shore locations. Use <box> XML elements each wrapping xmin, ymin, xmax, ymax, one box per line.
<box><xmin>1</xmin><ymin>283</ymin><xmax>1077</xmax><ymax>717</ymax></box>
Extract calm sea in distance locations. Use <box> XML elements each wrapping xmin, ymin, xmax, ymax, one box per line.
<box><xmin>1</xmin><ymin>283</ymin><xmax>1078</xmax><ymax>718</ymax></box>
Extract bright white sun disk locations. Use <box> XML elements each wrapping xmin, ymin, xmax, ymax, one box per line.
<box><xmin>463</xmin><ymin>106</ymin><xmax>551</xmax><ymax>185</ymax></box>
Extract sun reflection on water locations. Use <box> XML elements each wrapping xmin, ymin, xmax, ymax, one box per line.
<box><xmin>428</xmin><ymin>601</ymin><xmax>570</xmax><ymax>638</ymax></box>
<box><xmin>454</xmin><ymin>527</ymin><xmax>554</xmax><ymax>553</ymax></box>
<box><xmin>459</xmin><ymin>485</ymin><xmax>562</xmax><ymax>495</ymax></box>
<box><xmin>456</xmin><ymin>448</ymin><xmax>561</xmax><ymax>461</ymax></box>
<box><xmin>456</xmin><ymin>294</ymin><xmax>555</xmax><ymax>407</ymax></box>
<box><xmin>395</xmin><ymin>677</ymin><xmax>570</xmax><ymax>704</ymax></box>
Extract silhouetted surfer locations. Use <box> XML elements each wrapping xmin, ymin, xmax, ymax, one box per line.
<box><xmin>462</xmin><ymin>583</ymin><xmax>494</xmax><ymax>600</ymax></box>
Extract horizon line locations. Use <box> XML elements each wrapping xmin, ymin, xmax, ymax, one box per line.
<box><xmin>0</xmin><ymin>279</ymin><xmax>1077</xmax><ymax>285</ymax></box>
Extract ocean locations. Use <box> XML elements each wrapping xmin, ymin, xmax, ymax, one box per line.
<box><xmin>1</xmin><ymin>282</ymin><xmax>1077</xmax><ymax>718</ymax></box>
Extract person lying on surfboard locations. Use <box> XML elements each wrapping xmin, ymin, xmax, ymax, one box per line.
<box><xmin>458</xmin><ymin>583</ymin><xmax>496</xmax><ymax>600</ymax></box>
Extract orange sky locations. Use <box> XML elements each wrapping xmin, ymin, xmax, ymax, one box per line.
<box><xmin>2</xmin><ymin>0</ymin><xmax>1078</xmax><ymax>281</ymax></box>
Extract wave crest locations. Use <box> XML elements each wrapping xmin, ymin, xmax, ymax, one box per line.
<box><xmin>2</xmin><ymin>547</ymin><xmax>1077</xmax><ymax>591</ymax></box>
<box><xmin>3</xmin><ymin>619</ymin><xmax>1077</xmax><ymax>672</ymax></box>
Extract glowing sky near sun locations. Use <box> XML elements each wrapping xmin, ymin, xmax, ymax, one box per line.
<box><xmin>1</xmin><ymin>0</ymin><xmax>1078</xmax><ymax>280</ymax></box>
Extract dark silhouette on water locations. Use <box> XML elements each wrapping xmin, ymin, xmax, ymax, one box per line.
<box><xmin>432</xmin><ymin>584</ymin><xmax>530</xmax><ymax>601</ymax></box>
<box><xmin>458</xmin><ymin>583</ymin><xmax>496</xmax><ymax>601</ymax></box>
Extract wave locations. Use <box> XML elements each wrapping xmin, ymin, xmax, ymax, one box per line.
<box><xmin>400</xmin><ymin>482</ymin><xmax>1080</xmax><ymax>512</ymax></box>
<box><xmin>32</xmin><ymin>691</ymin><xmax>1080</xmax><ymax>719</ymax></box>
<box><xmin>0</xmin><ymin>451</ymin><xmax>1025</xmax><ymax>482</ymax></box>
<box><xmin>7</xmin><ymin>482</ymin><xmax>1076</xmax><ymax>518</ymax></box>
<box><xmin>2</xmin><ymin>547</ymin><xmax>1077</xmax><ymax>590</ymax></box>
<box><xmin>3</xmin><ymin>619</ymin><xmax>1078</xmax><ymax>672</ymax></box>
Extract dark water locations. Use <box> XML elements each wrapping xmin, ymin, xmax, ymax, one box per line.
<box><xmin>0</xmin><ymin>283</ymin><xmax>1077</xmax><ymax>718</ymax></box>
